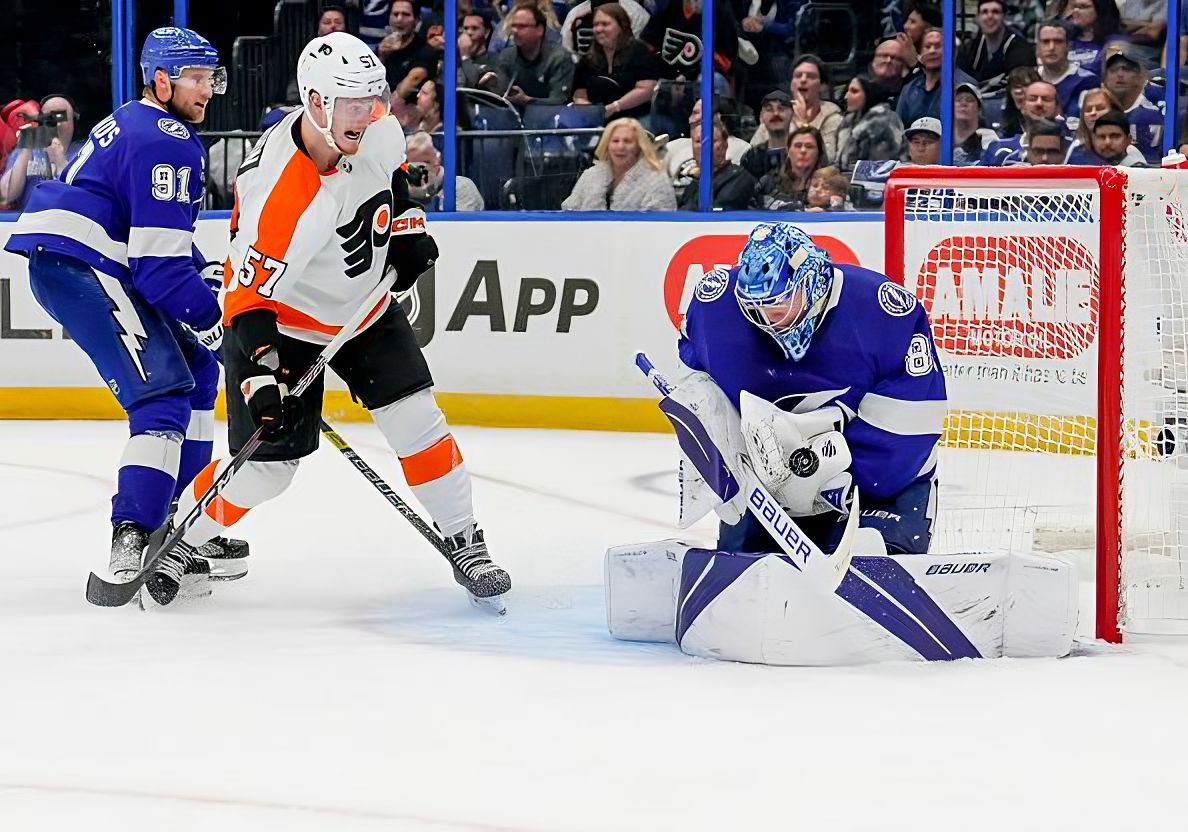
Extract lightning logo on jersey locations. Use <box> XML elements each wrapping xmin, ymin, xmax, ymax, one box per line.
<box><xmin>95</xmin><ymin>271</ymin><xmax>150</xmax><ymax>381</ymax></box>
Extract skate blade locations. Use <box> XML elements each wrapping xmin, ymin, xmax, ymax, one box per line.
<box><xmin>206</xmin><ymin>557</ymin><xmax>248</xmax><ymax>581</ymax></box>
<box><xmin>468</xmin><ymin>592</ymin><xmax>507</xmax><ymax>616</ymax></box>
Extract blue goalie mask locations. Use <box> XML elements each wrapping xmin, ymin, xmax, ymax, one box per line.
<box><xmin>734</xmin><ymin>223</ymin><xmax>834</xmax><ymax>361</ymax></box>
<box><xmin>140</xmin><ymin>27</ymin><xmax>227</xmax><ymax>95</ymax></box>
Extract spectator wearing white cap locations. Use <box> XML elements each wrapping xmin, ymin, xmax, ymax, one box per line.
<box><xmin>904</xmin><ymin>117</ymin><xmax>941</xmax><ymax>164</ymax></box>
<box><xmin>1035</xmin><ymin>19</ymin><xmax>1099</xmax><ymax>117</ymax></box>
<box><xmin>953</xmin><ymin>82</ymin><xmax>999</xmax><ymax>165</ymax></box>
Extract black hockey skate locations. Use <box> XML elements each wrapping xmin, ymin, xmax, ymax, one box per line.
<box><xmin>144</xmin><ymin>541</ymin><xmax>211</xmax><ymax>606</ymax></box>
<box><xmin>443</xmin><ymin>524</ymin><xmax>511</xmax><ymax>614</ymax></box>
<box><xmin>193</xmin><ymin>536</ymin><xmax>250</xmax><ymax>581</ymax></box>
<box><xmin>150</xmin><ymin>504</ymin><xmax>250</xmax><ymax>581</ymax></box>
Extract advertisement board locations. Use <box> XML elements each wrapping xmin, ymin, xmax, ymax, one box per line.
<box><xmin>0</xmin><ymin>215</ymin><xmax>886</xmax><ymax>429</ymax></box>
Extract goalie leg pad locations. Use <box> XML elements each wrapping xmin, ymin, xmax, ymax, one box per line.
<box><xmin>605</xmin><ymin>540</ymin><xmax>691</xmax><ymax>643</ymax></box>
<box><xmin>672</xmin><ymin>549</ymin><xmax>1077</xmax><ymax>665</ymax></box>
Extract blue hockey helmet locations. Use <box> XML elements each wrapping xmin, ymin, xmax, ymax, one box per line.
<box><xmin>734</xmin><ymin>223</ymin><xmax>834</xmax><ymax>361</ymax></box>
<box><xmin>140</xmin><ymin>27</ymin><xmax>227</xmax><ymax>95</ymax></box>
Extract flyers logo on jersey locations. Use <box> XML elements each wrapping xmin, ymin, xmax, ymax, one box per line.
<box><xmin>337</xmin><ymin>190</ymin><xmax>393</xmax><ymax>278</ymax></box>
<box><xmin>912</xmin><ymin>235</ymin><xmax>1098</xmax><ymax>360</ymax></box>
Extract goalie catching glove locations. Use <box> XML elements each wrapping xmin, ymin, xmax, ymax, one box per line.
<box><xmin>386</xmin><ymin>200</ymin><xmax>438</xmax><ymax>293</ymax></box>
<box><xmin>739</xmin><ymin>390</ymin><xmax>855</xmax><ymax>518</ymax></box>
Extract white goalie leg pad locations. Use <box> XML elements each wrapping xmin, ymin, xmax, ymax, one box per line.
<box><xmin>605</xmin><ymin>540</ymin><xmax>690</xmax><ymax>642</ymax></box>
<box><xmin>1001</xmin><ymin>552</ymin><xmax>1078</xmax><ymax>658</ymax></box>
<box><xmin>373</xmin><ymin>389</ymin><xmax>474</xmax><ymax>536</ymax></box>
<box><xmin>673</xmin><ymin>549</ymin><xmax>1078</xmax><ymax>665</ymax></box>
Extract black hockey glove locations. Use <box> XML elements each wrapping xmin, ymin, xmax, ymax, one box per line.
<box><xmin>241</xmin><ymin>346</ymin><xmax>305</xmax><ymax>438</ymax></box>
<box><xmin>233</xmin><ymin>310</ymin><xmax>305</xmax><ymax>439</ymax></box>
<box><xmin>386</xmin><ymin>199</ymin><xmax>438</xmax><ymax>293</ymax></box>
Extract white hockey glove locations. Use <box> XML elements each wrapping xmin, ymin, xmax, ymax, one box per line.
<box><xmin>198</xmin><ymin>260</ymin><xmax>225</xmax><ymax>296</ymax></box>
<box><xmin>665</xmin><ymin>369</ymin><xmax>750</xmax><ymax>528</ymax></box>
<box><xmin>739</xmin><ymin>390</ymin><xmax>855</xmax><ymax>517</ymax></box>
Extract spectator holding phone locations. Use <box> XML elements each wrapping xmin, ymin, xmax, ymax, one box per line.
<box><xmin>0</xmin><ymin>95</ymin><xmax>83</xmax><ymax>211</ymax></box>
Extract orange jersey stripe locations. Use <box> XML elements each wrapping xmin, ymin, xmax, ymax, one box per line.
<box><xmin>275</xmin><ymin>293</ymin><xmax>390</xmax><ymax>338</ymax></box>
<box><xmin>400</xmin><ymin>435</ymin><xmax>464</xmax><ymax>486</ymax></box>
<box><xmin>223</xmin><ymin>150</ymin><xmax>322</xmax><ymax>324</ymax></box>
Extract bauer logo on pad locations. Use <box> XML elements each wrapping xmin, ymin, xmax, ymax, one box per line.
<box><xmin>910</xmin><ymin>234</ymin><xmax>1099</xmax><ymax>360</ymax></box>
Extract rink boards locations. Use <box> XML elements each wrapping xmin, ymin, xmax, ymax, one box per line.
<box><xmin>0</xmin><ymin>214</ymin><xmax>883</xmax><ymax>430</ymax></box>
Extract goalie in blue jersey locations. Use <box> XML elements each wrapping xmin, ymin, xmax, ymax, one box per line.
<box><xmin>676</xmin><ymin>222</ymin><xmax>948</xmax><ymax>557</ymax></box>
<box><xmin>608</xmin><ymin>225</ymin><xmax>1078</xmax><ymax>664</ymax></box>
<box><xmin>4</xmin><ymin>27</ymin><xmax>248</xmax><ymax>604</ymax></box>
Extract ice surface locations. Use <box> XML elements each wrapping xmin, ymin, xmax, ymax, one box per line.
<box><xmin>2</xmin><ymin>421</ymin><xmax>1187</xmax><ymax>831</ymax></box>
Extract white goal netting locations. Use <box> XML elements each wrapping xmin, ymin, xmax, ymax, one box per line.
<box><xmin>889</xmin><ymin>167</ymin><xmax>1188</xmax><ymax>637</ymax></box>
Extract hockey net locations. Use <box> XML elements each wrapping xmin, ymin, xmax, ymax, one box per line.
<box><xmin>885</xmin><ymin>166</ymin><xmax>1188</xmax><ymax>642</ymax></box>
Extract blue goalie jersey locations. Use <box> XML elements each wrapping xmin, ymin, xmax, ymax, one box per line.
<box><xmin>679</xmin><ymin>263</ymin><xmax>947</xmax><ymax>501</ymax></box>
<box><xmin>4</xmin><ymin>100</ymin><xmax>219</xmax><ymax>330</ymax></box>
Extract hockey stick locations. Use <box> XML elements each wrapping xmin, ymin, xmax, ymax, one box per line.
<box><xmin>317</xmin><ymin>418</ymin><xmax>508</xmax><ymax>615</ymax></box>
<box><xmin>634</xmin><ymin>352</ymin><xmax>857</xmax><ymax>591</ymax></box>
<box><xmin>86</xmin><ymin>271</ymin><xmax>399</xmax><ymax>607</ymax></box>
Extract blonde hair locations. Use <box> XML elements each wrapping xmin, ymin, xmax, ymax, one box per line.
<box><xmin>1076</xmin><ymin>87</ymin><xmax>1124</xmax><ymax>148</ymax></box>
<box><xmin>594</xmin><ymin>118</ymin><xmax>663</xmax><ymax>171</ymax></box>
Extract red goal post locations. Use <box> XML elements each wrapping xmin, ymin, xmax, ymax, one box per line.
<box><xmin>884</xmin><ymin>165</ymin><xmax>1188</xmax><ymax>643</ymax></box>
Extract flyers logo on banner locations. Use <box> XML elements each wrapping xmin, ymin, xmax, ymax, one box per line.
<box><xmin>662</xmin><ymin>234</ymin><xmax>860</xmax><ymax>329</ymax></box>
<box><xmin>912</xmin><ymin>235</ymin><xmax>1098</xmax><ymax>359</ymax></box>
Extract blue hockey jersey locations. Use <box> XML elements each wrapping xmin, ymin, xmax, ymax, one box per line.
<box><xmin>4</xmin><ymin>100</ymin><xmax>219</xmax><ymax>331</ymax></box>
<box><xmin>678</xmin><ymin>264</ymin><xmax>947</xmax><ymax>500</ymax></box>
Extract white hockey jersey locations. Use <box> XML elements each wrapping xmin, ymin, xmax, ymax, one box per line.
<box><xmin>224</xmin><ymin>110</ymin><xmax>415</xmax><ymax>343</ymax></box>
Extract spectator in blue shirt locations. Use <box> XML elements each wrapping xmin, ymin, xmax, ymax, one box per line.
<box><xmin>1036</xmin><ymin>19</ymin><xmax>1099</xmax><ymax>116</ymax></box>
<box><xmin>897</xmin><ymin>28</ymin><xmax>976</xmax><ymax>127</ymax></box>
<box><xmin>1101</xmin><ymin>41</ymin><xmax>1164</xmax><ymax>161</ymax></box>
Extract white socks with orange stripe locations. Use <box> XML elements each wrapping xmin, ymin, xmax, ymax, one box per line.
<box><xmin>176</xmin><ymin>458</ymin><xmax>299</xmax><ymax>547</ymax></box>
<box><xmin>373</xmin><ymin>389</ymin><xmax>475</xmax><ymax>536</ymax></box>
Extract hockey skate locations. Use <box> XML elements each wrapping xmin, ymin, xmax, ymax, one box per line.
<box><xmin>149</xmin><ymin>504</ymin><xmax>250</xmax><ymax>581</ymax></box>
<box><xmin>109</xmin><ymin>521</ymin><xmax>148</xmax><ymax>583</ymax></box>
<box><xmin>443</xmin><ymin>524</ymin><xmax>511</xmax><ymax>615</ymax></box>
<box><xmin>144</xmin><ymin>541</ymin><xmax>211</xmax><ymax>606</ymax></box>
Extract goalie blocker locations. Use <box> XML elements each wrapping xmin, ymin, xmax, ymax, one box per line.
<box><xmin>605</xmin><ymin>541</ymin><xmax>1078</xmax><ymax>664</ymax></box>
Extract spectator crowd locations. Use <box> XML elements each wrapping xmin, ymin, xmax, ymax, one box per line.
<box><xmin>2</xmin><ymin>0</ymin><xmax>1185</xmax><ymax>211</ymax></box>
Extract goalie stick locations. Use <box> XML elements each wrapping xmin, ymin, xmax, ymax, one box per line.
<box><xmin>634</xmin><ymin>352</ymin><xmax>858</xmax><ymax>591</ymax></box>
<box><xmin>318</xmin><ymin>419</ymin><xmax>509</xmax><ymax>615</ymax></box>
<box><xmin>85</xmin><ymin>270</ymin><xmax>400</xmax><ymax>608</ymax></box>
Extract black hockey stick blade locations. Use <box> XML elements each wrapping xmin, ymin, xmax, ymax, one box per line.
<box><xmin>86</xmin><ymin>569</ymin><xmax>150</xmax><ymax>607</ymax></box>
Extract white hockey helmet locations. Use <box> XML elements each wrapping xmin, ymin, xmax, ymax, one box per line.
<box><xmin>297</xmin><ymin>31</ymin><xmax>390</xmax><ymax>151</ymax></box>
